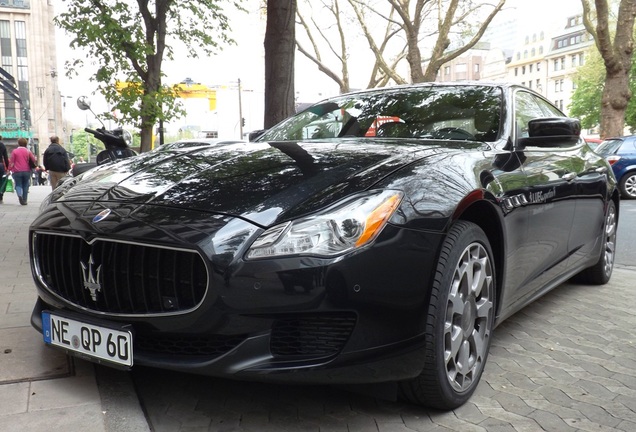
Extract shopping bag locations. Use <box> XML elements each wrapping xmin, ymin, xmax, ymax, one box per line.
<box><xmin>4</xmin><ymin>175</ymin><xmax>14</xmax><ymax>193</ymax></box>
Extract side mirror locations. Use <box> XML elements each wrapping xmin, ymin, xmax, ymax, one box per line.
<box><xmin>518</xmin><ymin>117</ymin><xmax>581</xmax><ymax>148</ymax></box>
<box><xmin>77</xmin><ymin>96</ymin><xmax>91</xmax><ymax>111</ymax></box>
<box><xmin>248</xmin><ymin>129</ymin><xmax>266</xmax><ymax>142</ymax></box>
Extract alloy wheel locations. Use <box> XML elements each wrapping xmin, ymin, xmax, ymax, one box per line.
<box><xmin>443</xmin><ymin>242</ymin><xmax>494</xmax><ymax>392</ymax></box>
<box><xmin>603</xmin><ymin>202</ymin><xmax>617</xmax><ymax>278</ymax></box>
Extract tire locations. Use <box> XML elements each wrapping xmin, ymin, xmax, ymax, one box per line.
<box><xmin>619</xmin><ymin>172</ymin><xmax>636</xmax><ymax>199</ymax></box>
<box><xmin>572</xmin><ymin>199</ymin><xmax>617</xmax><ymax>285</ymax></box>
<box><xmin>399</xmin><ymin>221</ymin><xmax>495</xmax><ymax>410</ymax></box>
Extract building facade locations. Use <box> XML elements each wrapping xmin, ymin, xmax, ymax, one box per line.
<box><xmin>544</xmin><ymin>15</ymin><xmax>593</xmax><ymax>113</ymax></box>
<box><xmin>436</xmin><ymin>14</ymin><xmax>594</xmax><ymax>120</ymax></box>
<box><xmin>0</xmin><ymin>0</ymin><xmax>60</xmax><ymax>159</ymax></box>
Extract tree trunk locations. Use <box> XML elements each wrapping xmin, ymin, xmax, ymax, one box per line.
<box><xmin>600</xmin><ymin>72</ymin><xmax>631</xmax><ymax>137</ymax></box>
<box><xmin>582</xmin><ymin>0</ymin><xmax>636</xmax><ymax>138</ymax></box>
<box><xmin>264</xmin><ymin>0</ymin><xmax>296</xmax><ymax>129</ymax></box>
<box><xmin>406</xmin><ymin>30</ymin><xmax>425</xmax><ymax>83</ymax></box>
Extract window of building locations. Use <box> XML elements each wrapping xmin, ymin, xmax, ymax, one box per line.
<box><xmin>522</xmin><ymin>65</ymin><xmax>526</xmax><ymax>74</ymax></box>
<box><xmin>529</xmin><ymin>64</ymin><xmax>533</xmax><ymax>73</ymax></box>
<box><xmin>515</xmin><ymin>67</ymin><xmax>518</xmax><ymax>76</ymax></box>
<box><xmin>517</xmin><ymin>52</ymin><xmax>521</xmax><ymax>60</ymax></box>
<box><xmin>0</xmin><ymin>20</ymin><xmax>12</xmax><ymax>122</ymax></box>
<box><xmin>524</xmin><ymin>50</ymin><xmax>528</xmax><ymax>58</ymax></box>
<box><xmin>528</xmin><ymin>80</ymin><xmax>532</xmax><ymax>89</ymax></box>
<box><xmin>553</xmin><ymin>59</ymin><xmax>559</xmax><ymax>71</ymax></box>
<box><xmin>560</xmin><ymin>57</ymin><xmax>565</xmax><ymax>70</ymax></box>
<box><xmin>455</xmin><ymin>63</ymin><xmax>467</xmax><ymax>73</ymax></box>
<box><xmin>444</xmin><ymin>66</ymin><xmax>451</xmax><ymax>75</ymax></box>
<box><xmin>531</xmin><ymin>47</ymin><xmax>536</xmax><ymax>56</ymax></box>
<box><xmin>560</xmin><ymin>79</ymin><xmax>564</xmax><ymax>92</ymax></box>
<box><xmin>580</xmin><ymin>53</ymin><xmax>585</xmax><ymax>65</ymax></box>
<box><xmin>474</xmin><ymin>63</ymin><xmax>480</xmax><ymax>73</ymax></box>
<box><xmin>536</xmin><ymin>79</ymin><xmax>541</xmax><ymax>89</ymax></box>
<box><xmin>537</xmin><ymin>61</ymin><xmax>541</xmax><ymax>71</ymax></box>
<box><xmin>539</xmin><ymin>46</ymin><xmax>544</xmax><ymax>55</ymax></box>
<box><xmin>13</xmin><ymin>21</ymin><xmax>28</xmax><ymax>123</ymax></box>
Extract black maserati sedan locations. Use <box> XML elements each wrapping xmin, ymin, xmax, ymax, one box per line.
<box><xmin>29</xmin><ymin>83</ymin><xmax>618</xmax><ymax>409</ymax></box>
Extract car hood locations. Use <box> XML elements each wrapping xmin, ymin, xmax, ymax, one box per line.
<box><xmin>52</xmin><ymin>140</ymin><xmax>482</xmax><ymax>227</ymax></box>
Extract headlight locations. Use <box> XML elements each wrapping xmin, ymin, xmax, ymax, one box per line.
<box><xmin>246</xmin><ymin>190</ymin><xmax>403</xmax><ymax>259</ymax></box>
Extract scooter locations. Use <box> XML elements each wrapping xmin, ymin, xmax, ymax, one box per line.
<box><xmin>71</xmin><ymin>96</ymin><xmax>137</xmax><ymax>177</ymax></box>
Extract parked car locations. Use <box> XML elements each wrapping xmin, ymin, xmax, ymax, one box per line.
<box><xmin>29</xmin><ymin>83</ymin><xmax>618</xmax><ymax>410</ymax></box>
<box><xmin>584</xmin><ymin>137</ymin><xmax>603</xmax><ymax>150</ymax></box>
<box><xmin>594</xmin><ymin>135</ymin><xmax>636</xmax><ymax>199</ymax></box>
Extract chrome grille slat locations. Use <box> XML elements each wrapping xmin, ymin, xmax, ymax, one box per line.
<box><xmin>33</xmin><ymin>233</ymin><xmax>208</xmax><ymax>316</ymax></box>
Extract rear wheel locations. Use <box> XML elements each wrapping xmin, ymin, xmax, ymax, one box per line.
<box><xmin>619</xmin><ymin>172</ymin><xmax>636</xmax><ymax>199</ymax></box>
<box><xmin>572</xmin><ymin>199</ymin><xmax>617</xmax><ymax>285</ymax></box>
<box><xmin>399</xmin><ymin>221</ymin><xmax>495</xmax><ymax>409</ymax></box>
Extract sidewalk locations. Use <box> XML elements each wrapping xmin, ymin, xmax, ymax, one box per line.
<box><xmin>0</xmin><ymin>185</ymin><xmax>149</xmax><ymax>432</ymax></box>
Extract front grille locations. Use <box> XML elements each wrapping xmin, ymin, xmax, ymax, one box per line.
<box><xmin>270</xmin><ymin>313</ymin><xmax>357</xmax><ymax>357</ymax></box>
<box><xmin>33</xmin><ymin>233</ymin><xmax>208</xmax><ymax>315</ymax></box>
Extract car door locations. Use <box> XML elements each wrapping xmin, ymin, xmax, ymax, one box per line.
<box><xmin>506</xmin><ymin>90</ymin><xmax>577</xmax><ymax>309</ymax></box>
<box><xmin>566</xmin><ymin>146</ymin><xmax>609</xmax><ymax>266</ymax></box>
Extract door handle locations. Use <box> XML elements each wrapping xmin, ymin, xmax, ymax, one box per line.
<box><xmin>562</xmin><ymin>172</ymin><xmax>577</xmax><ymax>181</ymax></box>
<box><xmin>595</xmin><ymin>166</ymin><xmax>608</xmax><ymax>174</ymax></box>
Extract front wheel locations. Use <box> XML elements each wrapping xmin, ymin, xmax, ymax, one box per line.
<box><xmin>399</xmin><ymin>221</ymin><xmax>495</xmax><ymax>409</ymax></box>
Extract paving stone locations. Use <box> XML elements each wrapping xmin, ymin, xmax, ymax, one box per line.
<box><xmin>491</xmin><ymin>392</ymin><xmax>535</xmax><ymax>416</ymax></box>
<box><xmin>527</xmin><ymin>408</ymin><xmax>578</xmax><ymax>431</ymax></box>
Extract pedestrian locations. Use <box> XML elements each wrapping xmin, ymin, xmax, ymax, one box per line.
<box><xmin>0</xmin><ymin>135</ymin><xmax>8</xmax><ymax>203</ymax></box>
<box><xmin>37</xmin><ymin>165</ymin><xmax>47</xmax><ymax>185</ymax></box>
<box><xmin>43</xmin><ymin>135</ymin><xmax>71</xmax><ymax>189</ymax></box>
<box><xmin>8</xmin><ymin>137</ymin><xmax>37</xmax><ymax>205</ymax></box>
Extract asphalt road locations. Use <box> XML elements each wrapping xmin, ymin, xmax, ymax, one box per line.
<box><xmin>128</xmin><ymin>198</ymin><xmax>636</xmax><ymax>432</ymax></box>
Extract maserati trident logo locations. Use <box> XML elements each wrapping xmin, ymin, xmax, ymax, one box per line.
<box><xmin>80</xmin><ymin>253</ymin><xmax>102</xmax><ymax>302</ymax></box>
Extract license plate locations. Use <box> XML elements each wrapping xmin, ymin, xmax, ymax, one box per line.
<box><xmin>42</xmin><ymin>311</ymin><xmax>133</xmax><ymax>367</ymax></box>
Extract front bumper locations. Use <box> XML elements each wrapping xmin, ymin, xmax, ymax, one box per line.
<box><xmin>31</xmin><ymin>295</ymin><xmax>429</xmax><ymax>384</ymax></box>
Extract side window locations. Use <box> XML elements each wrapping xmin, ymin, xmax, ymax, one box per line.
<box><xmin>515</xmin><ymin>90</ymin><xmax>566</xmax><ymax>137</ymax></box>
<box><xmin>515</xmin><ymin>90</ymin><xmax>578</xmax><ymax>149</ymax></box>
<box><xmin>534</xmin><ymin>96</ymin><xmax>564</xmax><ymax>118</ymax></box>
<box><xmin>514</xmin><ymin>91</ymin><xmax>547</xmax><ymax>138</ymax></box>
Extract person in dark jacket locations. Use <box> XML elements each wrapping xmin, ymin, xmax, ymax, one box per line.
<box><xmin>43</xmin><ymin>135</ymin><xmax>71</xmax><ymax>190</ymax></box>
<box><xmin>0</xmin><ymin>135</ymin><xmax>8</xmax><ymax>203</ymax></box>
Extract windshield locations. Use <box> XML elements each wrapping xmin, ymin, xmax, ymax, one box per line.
<box><xmin>257</xmin><ymin>85</ymin><xmax>503</xmax><ymax>143</ymax></box>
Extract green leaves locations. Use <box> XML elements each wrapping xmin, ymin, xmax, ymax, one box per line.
<box><xmin>55</xmin><ymin>0</ymin><xmax>243</xmax><ymax>151</ymax></box>
<box><xmin>569</xmin><ymin>48</ymin><xmax>636</xmax><ymax>131</ymax></box>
